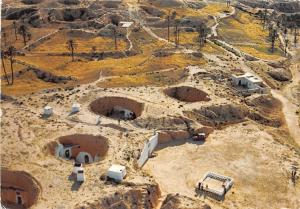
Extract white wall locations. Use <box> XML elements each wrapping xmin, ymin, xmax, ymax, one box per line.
<box><xmin>137</xmin><ymin>133</ymin><xmax>158</xmax><ymax>167</ymax></box>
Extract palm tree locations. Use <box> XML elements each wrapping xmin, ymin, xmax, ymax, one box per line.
<box><xmin>66</xmin><ymin>39</ymin><xmax>77</xmax><ymax>61</ymax></box>
<box><xmin>174</xmin><ymin>20</ymin><xmax>180</xmax><ymax>47</ymax></box>
<box><xmin>2</xmin><ymin>31</ymin><xmax>7</xmax><ymax>47</ymax></box>
<box><xmin>284</xmin><ymin>38</ymin><xmax>289</xmax><ymax>54</ymax></box>
<box><xmin>6</xmin><ymin>46</ymin><xmax>17</xmax><ymax>85</ymax></box>
<box><xmin>1</xmin><ymin>50</ymin><xmax>10</xmax><ymax>85</ymax></box>
<box><xmin>18</xmin><ymin>24</ymin><xmax>30</xmax><ymax>46</ymax></box>
<box><xmin>197</xmin><ymin>23</ymin><xmax>208</xmax><ymax>47</ymax></box>
<box><xmin>13</xmin><ymin>21</ymin><xmax>18</xmax><ymax>40</ymax></box>
<box><xmin>294</xmin><ymin>26</ymin><xmax>298</xmax><ymax>47</ymax></box>
<box><xmin>113</xmin><ymin>27</ymin><xmax>118</xmax><ymax>50</ymax></box>
<box><xmin>270</xmin><ymin>29</ymin><xmax>278</xmax><ymax>53</ymax></box>
<box><xmin>166</xmin><ymin>10</ymin><xmax>171</xmax><ymax>42</ymax></box>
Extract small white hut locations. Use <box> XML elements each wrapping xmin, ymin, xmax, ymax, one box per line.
<box><xmin>71</xmin><ymin>103</ymin><xmax>80</xmax><ymax>113</ymax></box>
<box><xmin>76</xmin><ymin>167</ymin><xmax>85</xmax><ymax>182</ymax></box>
<box><xmin>107</xmin><ymin>164</ymin><xmax>126</xmax><ymax>182</ymax></box>
<box><xmin>73</xmin><ymin>162</ymin><xmax>83</xmax><ymax>174</ymax></box>
<box><xmin>44</xmin><ymin>106</ymin><xmax>53</xmax><ymax>116</ymax></box>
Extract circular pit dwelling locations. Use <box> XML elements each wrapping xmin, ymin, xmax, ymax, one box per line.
<box><xmin>50</xmin><ymin>134</ymin><xmax>109</xmax><ymax>164</ymax></box>
<box><xmin>1</xmin><ymin>169</ymin><xmax>41</xmax><ymax>208</ymax></box>
<box><xmin>90</xmin><ymin>96</ymin><xmax>144</xmax><ymax>120</ymax></box>
<box><xmin>164</xmin><ymin>86</ymin><xmax>210</xmax><ymax>102</ymax></box>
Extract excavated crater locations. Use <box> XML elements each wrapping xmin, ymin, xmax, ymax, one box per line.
<box><xmin>1</xmin><ymin>169</ymin><xmax>41</xmax><ymax>208</ymax></box>
<box><xmin>90</xmin><ymin>96</ymin><xmax>144</xmax><ymax>120</ymax></box>
<box><xmin>164</xmin><ymin>86</ymin><xmax>210</xmax><ymax>102</ymax></box>
<box><xmin>49</xmin><ymin>134</ymin><xmax>109</xmax><ymax>164</ymax></box>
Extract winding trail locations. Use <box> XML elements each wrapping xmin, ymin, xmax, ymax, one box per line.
<box><xmin>271</xmin><ymin>54</ymin><xmax>300</xmax><ymax>145</ymax></box>
<box><xmin>126</xmin><ymin>0</ymin><xmax>300</xmax><ymax>145</ymax></box>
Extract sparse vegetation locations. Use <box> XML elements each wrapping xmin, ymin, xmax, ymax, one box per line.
<box><xmin>219</xmin><ymin>10</ymin><xmax>285</xmax><ymax>60</ymax></box>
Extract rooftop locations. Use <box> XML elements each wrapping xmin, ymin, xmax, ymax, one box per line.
<box><xmin>108</xmin><ymin>164</ymin><xmax>126</xmax><ymax>173</ymax></box>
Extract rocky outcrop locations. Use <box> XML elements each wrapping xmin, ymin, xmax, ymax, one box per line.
<box><xmin>185</xmin><ymin>104</ymin><xmax>247</xmax><ymax>127</ymax></box>
<box><xmin>5</xmin><ymin>7</ymin><xmax>37</xmax><ymax>20</ymax></box>
<box><xmin>29</xmin><ymin>67</ymin><xmax>73</xmax><ymax>83</ymax></box>
<box><xmin>58</xmin><ymin>0</ymin><xmax>80</xmax><ymax>5</ymax></box>
<box><xmin>22</xmin><ymin>0</ymin><xmax>43</xmax><ymax>4</ymax></box>
<box><xmin>160</xmin><ymin>194</ymin><xmax>211</xmax><ymax>209</ymax></box>
<box><xmin>140</xmin><ymin>5</ymin><xmax>166</xmax><ymax>17</ymax></box>
<box><xmin>271</xmin><ymin>2</ymin><xmax>300</xmax><ymax>13</ymax></box>
<box><xmin>50</xmin><ymin>8</ymin><xmax>97</xmax><ymax>22</ymax></box>
<box><xmin>146</xmin><ymin>0</ymin><xmax>183</xmax><ymax>7</ymax></box>
<box><xmin>75</xmin><ymin>183</ymin><xmax>161</xmax><ymax>209</ymax></box>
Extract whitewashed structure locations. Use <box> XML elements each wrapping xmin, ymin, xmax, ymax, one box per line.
<box><xmin>76</xmin><ymin>167</ymin><xmax>85</xmax><ymax>182</ymax></box>
<box><xmin>113</xmin><ymin>106</ymin><xmax>135</xmax><ymax>120</ymax></box>
<box><xmin>137</xmin><ymin>133</ymin><xmax>159</xmax><ymax>167</ymax></box>
<box><xmin>232</xmin><ymin>73</ymin><xmax>269</xmax><ymax>94</ymax></box>
<box><xmin>43</xmin><ymin>106</ymin><xmax>53</xmax><ymax>116</ymax></box>
<box><xmin>76</xmin><ymin>152</ymin><xmax>93</xmax><ymax>164</ymax></box>
<box><xmin>120</xmin><ymin>21</ymin><xmax>133</xmax><ymax>28</ymax></box>
<box><xmin>198</xmin><ymin>172</ymin><xmax>234</xmax><ymax>200</ymax></box>
<box><xmin>71</xmin><ymin>103</ymin><xmax>80</xmax><ymax>113</ymax></box>
<box><xmin>107</xmin><ymin>164</ymin><xmax>126</xmax><ymax>182</ymax></box>
<box><xmin>73</xmin><ymin>163</ymin><xmax>83</xmax><ymax>174</ymax></box>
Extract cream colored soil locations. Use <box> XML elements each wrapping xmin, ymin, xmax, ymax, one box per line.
<box><xmin>144</xmin><ymin>123</ymin><xmax>300</xmax><ymax>208</ymax></box>
<box><xmin>1</xmin><ymin>0</ymin><xmax>300</xmax><ymax>208</ymax></box>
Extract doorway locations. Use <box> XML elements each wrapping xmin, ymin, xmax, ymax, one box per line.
<box><xmin>84</xmin><ymin>155</ymin><xmax>89</xmax><ymax>164</ymax></box>
<box><xmin>16</xmin><ymin>194</ymin><xmax>23</xmax><ymax>205</ymax></box>
<box><xmin>65</xmin><ymin>149</ymin><xmax>70</xmax><ymax>158</ymax></box>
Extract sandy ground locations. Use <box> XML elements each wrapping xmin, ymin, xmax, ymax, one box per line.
<box><xmin>145</xmin><ymin>122</ymin><xmax>300</xmax><ymax>208</ymax></box>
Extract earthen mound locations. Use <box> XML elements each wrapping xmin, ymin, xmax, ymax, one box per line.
<box><xmin>146</xmin><ymin>0</ymin><xmax>184</xmax><ymax>7</ymax></box>
<box><xmin>90</xmin><ymin>97</ymin><xmax>144</xmax><ymax>120</ymax></box>
<box><xmin>140</xmin><ymin>5</ymin><xmax>166</xmax><ymax>17</ymax></box>
<box><xmin>185</xmin><ymin>104</ymin><xmax>247</xmax><ymax>127</ymax></box>
<box><xmin>50</xmin><ymin>8</ymin><xmax>96</xmax><ymax>21</ymax></box>
<box><xmin>22</xmin><ymin>0</ymin><xmax>43</xmax><ymax>4</ymax></box>
<box><xmin>5</xmin><ymin>8</ymin><xmax>37</xmax><ymax>20</ymax></box>
<box><xmin>161</xmin><ymin>194</ymin><xmax>211</xmax><ymax>209</ymax></box>
<box><xmin>58</xmin><ymin>0</ymin><xmax>80</xmax><ymax>5</ymax></box>
<box><xmin>1</xmin><ymin>169</ymin><xmax>41</xmax><ymax>208</ymax></box>
<box><xmin>164</xmin><ymin>86</ymin><xmax>210</xmax><ymax>102</ymax></box>
<box><xmin>246</xmin><ymin>95</ymin><xmax>284</xmax><ymax>127</ymax></box>
<box><xmin>268</xmin><ymin>69</ymin><xmax>292</xmax><ymax>82</ymax></box>
<box><xmin>49</xmin><ymin>134</ymin><xmax>109</xmax><ymax>164</ymax></box>
<box><xmin>133</xmin><ymin>116</ymin><xmax>191</xmax><ymax>130</ymax></box>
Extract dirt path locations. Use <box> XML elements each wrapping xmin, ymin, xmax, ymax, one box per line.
<box><xmin>272</xmin><ymin>90</ymin><xmax>300</xmax><ymax>144</ymax></box>
<box><xmin>272</xmin><ymin>52</ymin><xmax>300</xmax><ymax>144</ymax></box>
<box><xmin>126</xmin><ymin>28</ymin><xmax>134</xmax><ymax>51</ymax></box>
<box><xmin>209</xmin><ymin>6</ymin><xmax>236</xmax><ymax>38</ymax></box>
<box><xmin>127</xmin><ymin>4</ymin><xmax>170</xmax><ymax>44</ymax></box>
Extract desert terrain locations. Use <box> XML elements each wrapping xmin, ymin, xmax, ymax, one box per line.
<box><xmin>1</xmin><ymin>0</ymin><xmax>300</xmax><ymax>208</ymax></box>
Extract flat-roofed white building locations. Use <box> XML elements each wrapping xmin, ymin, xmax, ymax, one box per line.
<box><xmin>107</xmin><ymin>164</ymin><xmax>126</xmax><ymax>182</ymax></box>
<box><xmin>232</xmin><ymin>73</ymin><xmax>269</xmax><ymax>95</ymax></box>
<box><xmin>43</xmin><ymin>106</ymin><xmax>53</xmax><ymax>116</ymax></box>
